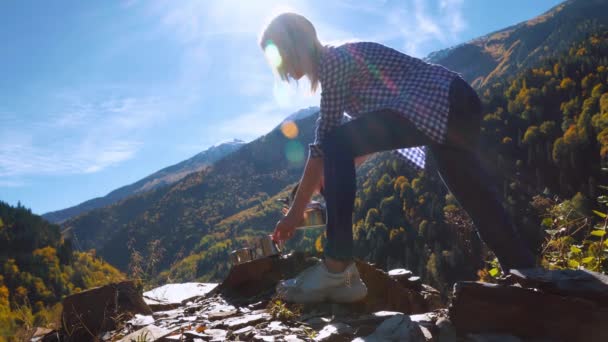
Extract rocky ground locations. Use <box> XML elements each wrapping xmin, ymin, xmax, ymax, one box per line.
<box><xmin>32</xmin><ymin>253</ymin><xmax>608</xmax><ymax>342</ymax></box>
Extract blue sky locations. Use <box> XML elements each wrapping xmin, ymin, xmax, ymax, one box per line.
<box><xmin>1</xmin><ymin>0</ymin><xmax>564</xmax><ymax>214</ymax></box>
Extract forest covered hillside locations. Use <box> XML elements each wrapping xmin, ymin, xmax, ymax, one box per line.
<box><xmin>427</xmin><ymin>0</ymin><xmax>608</xmax><ymax>88</ymax></box>
<box><xmin>0</xmin><ymin>201</ymin><xmax>124</xmax><ymax>339</ymax></box>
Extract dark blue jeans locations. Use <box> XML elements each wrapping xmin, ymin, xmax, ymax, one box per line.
<box><xmin>322</xmin><ymin>77</ymin><xmax>536</xmax><ymax>271</ymax></box>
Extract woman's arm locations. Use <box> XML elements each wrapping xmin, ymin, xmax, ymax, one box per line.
<box><xmin>273</xmin><ymin>155</ymin><xmax>323</xmax><ymax>241</ymax></box>
<box><xmin>273</xmin><ymin>152</ymin><xmax>372</xmax><ymax>241</ymax></box>
<box><xmin>290</xmin><ymin>155</ymin><xmax>323</xmax><ymax>215</ymax></box>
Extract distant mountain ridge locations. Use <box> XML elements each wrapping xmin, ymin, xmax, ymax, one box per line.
<box><xmin>426</xmin><ymin>0</ymin><xmax>608</xmax><ymax>88</ymax></box>
<box><xmin>43</xmin><ymin>139</ymin><xmax>245</xmax><ymax>223</ymax></box>
<box><xmin>283</xmin><ymin>106</ymin><xmax>319</xmax><ymax>122</ymax></box>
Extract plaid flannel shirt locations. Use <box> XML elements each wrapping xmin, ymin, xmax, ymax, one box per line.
<box><xmin>310</xmin><ymin>42</ymin><xmax>460</xmax><ymax>169</ymax></box>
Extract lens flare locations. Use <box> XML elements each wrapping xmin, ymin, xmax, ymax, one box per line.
<box><xmin>264</xmin><ymin>40</ymin><xmax>282</xmax><ymax>69</ymax></box>
<box><xmin>285</xmin><ymin>140</ymin><xmax>305</xmax><ymax>165</ymax></box>
<box><xmin>281</xmin><ymin>120</ymin><xmax>299</xmax><ymax>139</ymax></box>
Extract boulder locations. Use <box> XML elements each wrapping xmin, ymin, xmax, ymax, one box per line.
<box><xmin>449</xmin><ymin>281</ymin><xmax>608</xmax><ymax>341</ymax></box>
<box><xmin>61</xmin><ymin>280</ymin><xmax>152</xmax><ymax>341</ymax></box>
<box><xmin>353</xmin><ymin>260</ymin><xmax>428</xmax><ymax>314</ymax></box>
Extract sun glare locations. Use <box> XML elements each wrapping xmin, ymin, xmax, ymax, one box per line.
<box><xmin>281</xmin><ymin>120</ymin><xmax>299</xmax><ymax>139</ymax></box>
<box><xmin>264</xmin><ymin>41</ymin><xmax>282</xmax><ymax>69</ymax></box>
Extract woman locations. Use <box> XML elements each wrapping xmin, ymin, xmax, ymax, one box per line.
<box><xmin>260</xmin><ymin>13</ymin><xmax>536</xmax><ymax>304</ymax></box>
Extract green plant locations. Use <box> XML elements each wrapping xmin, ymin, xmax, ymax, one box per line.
<box><xmin>541</xmin><ymin>180</ymin><xmax>608</xmax><ymax>272</ymax></box>
<box><xmin>266</xmin><ymin>298</ymin><xmax>301</xmax><ymax>321</ymax></box>
<box><xmin>132</xmin><ymin>331</ymin><xmax>150</xmax><ymax>342</ymax></box>
<box><xmin>477</xmin><ymin>258</ymin><xmax>502</xmax><ymax>282</ymax></box>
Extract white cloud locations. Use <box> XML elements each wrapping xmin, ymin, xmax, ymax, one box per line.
<box><xmin>0</xmin><ymin>94</ymin><xmax>167</xmax><ymax>178</ymax></box>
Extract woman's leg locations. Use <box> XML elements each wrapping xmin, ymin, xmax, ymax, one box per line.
<box><xmin>322</xmin><ymin>111</ymin><xmax>434</xmax><ymax>261</ymax></box>
<box><xmin>430</xmin><ymin>144</ymin><xmax>536</xmax><ymax>270</ymax></box>
<box><xmin>431</xmin><ymin>77</ymin><xmax>536</xmax><ymax>270</ymax></box>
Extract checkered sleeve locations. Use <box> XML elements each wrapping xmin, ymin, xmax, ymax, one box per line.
<box><xmin>394</xmin><ymin>147</ymin><xmax>427</xmax><ymax>170</ymax></box>
<box><xmin>309</xmin><ymin>51</ymin><xmax>351</xmax><ymax>158</ymax></box>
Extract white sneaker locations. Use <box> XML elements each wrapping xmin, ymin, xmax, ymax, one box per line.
<box><xmin>276</xmin><ymin>261</ymin><xmax>368</xmax><ymax>304</ymax></box>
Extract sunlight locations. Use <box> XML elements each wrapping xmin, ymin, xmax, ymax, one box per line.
<box><xmin>273</xmin><ymin>79</ymin><xmax>295</xmax><ymax>107</ymax></box>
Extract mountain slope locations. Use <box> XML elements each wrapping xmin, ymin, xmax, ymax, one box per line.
<box><xmin>426</xmin><ymin>0</ymin><xmax>608</xmax><ymax>88</ymax></box>
<box><xmin>43</xmin><ymin>139</ymin><xmax>245</xmax><ymax>224</ymax></box>
<box><xmin>63</xmin><ymin>112</ymin><xmax>318</xmax><ymax>272</ymax></box>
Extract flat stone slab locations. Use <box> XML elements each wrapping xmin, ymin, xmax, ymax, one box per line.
<box><xmin>509</xmin><ymin>268</ymin><xmax>608</xmax><ymax>305</ymax></box>
<box><xmin>118</xmin><ymin>324</ymin><xmax>171</xmax><ymax>342</ymax></box>
<box><xmin>143</xmin><ymin>282</ymin><xmax>218</xmax><ymax>308</ymax></box>
<box><xmin>221</xmin><ymin>313</ymin><xmax>271</xmax><ymax>329</ymax></box>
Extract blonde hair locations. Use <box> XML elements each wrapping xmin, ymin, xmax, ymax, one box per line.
<box><xmin>259</xmin><ymin>13</ymin><xmax>323</xmax><ymax>92</ymax></box>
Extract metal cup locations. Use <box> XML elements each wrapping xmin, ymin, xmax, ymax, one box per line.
<box><xmin>261</xmin><ymin>235</ymin><xmax>283</xmax><ymax>257</ymax></box>
<box><xmin>230</xmin><ymin>248</ymin><xmax>253</xmax><ymax>265</ymax></box>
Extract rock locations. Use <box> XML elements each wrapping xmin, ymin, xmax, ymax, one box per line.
<box><xmin>388</xmin><ymin>269</ymin><xmax>424</xmax><ymax>291</ymax></box>
<box><xmin>233</xmin><ymin>325</ymin><xmax>255</xmax><ymax>339</ymax></box>
<box><xmin>436</xmin><ymin>318</ymin><xmax>457</xmax><ymax>342</ymax></box>
<box><xmin>388</xmin><ymin>268</ymin><xmax>413</xmax><ymax>278</ymax></box>
<box><xmin>339</xmin><ymin>311</ymin><xmax>403</xmax><ymax>329</ymax></box>
<box><xmin>61</xmin><ymin>280</ymin><xmax>152</xmax><ymax>341</ymax></box>
<box><xmin>450</xmin><ymin>281</ymin><xmax>608</xmax><ymax>341</ymax></box>
<box><xmin>152</xmin><ymin>307</ymin><xmax>183</xmax><ymax>320</ymax></box>
<box><xmin>314</xmin><ymin>323</ymin><xmax>354</xmax><ymax>341</ymax></box>
<box><xmin>267</xmin><ymin>320</ymin><xmax>288</xmax><ymax>333</ymax></box>
<box><xmin>221</xmin><ymin>313</ymin><xmax>269</xmax><ymax>329</ymax></box>
<box><xmin>143</xmin><ymin>283</ymin><xmax>217</xmax><ymax>311</ymax></box>
<box><xmin>353</xmin><ymin>260</ymin><xmax>427</xmax><ymax>314</ymax></box>
<box><xmin>509</xmin><ymin>268</ymin><xmax>608</xmax><ymax>306</ymax></box>
<box><xmin>218</xmin><ymin>252</ymin><xmax>318</xmax><ymax>300</ymax></box>
<box><xmin>353</xmin><ymin>314</ymin><xmax>426</xmax><ymax>342</ymax></box>
<box><xmin>254</xmin><ymin>334</ymin><xmax>277</xmax><ymax>341</ymax></box>
<box><xmin>304</xmin><ymin>316</ymin><xmax>333</xmax><ymax>329</ymax></box>
<box><xmin>284</xmin><ymin>334</ymin><xmax>305</xmax><ymax>342</ymax></box>
<box><xmin>420</xmin><ymin>284</ymin><xmax>443</xmax><ymax>311</ymax></box>
<box><xmin>127</xmin><ymin>314</ymin><xmax>154</xmax><ymax>327</ymax></box>
<box><xmin>204</xmin><ymin>328</ymin><xmax>229</xmax><ymax>340</ymax></box>
<box><xmin>207</xmin><ymin>308</ymin><xmax>238</xmax><ymax>320</ymax></box>
<box><xmin>118</xmin><ymin>325</ymin><xmax>172</xmax><ymax>342</ymax></box>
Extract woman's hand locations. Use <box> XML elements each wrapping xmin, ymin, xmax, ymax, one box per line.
<box><xmin>273</xmin><ymin>210</ymin><xmax>303</xmax><ymax>242</ymax></box>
